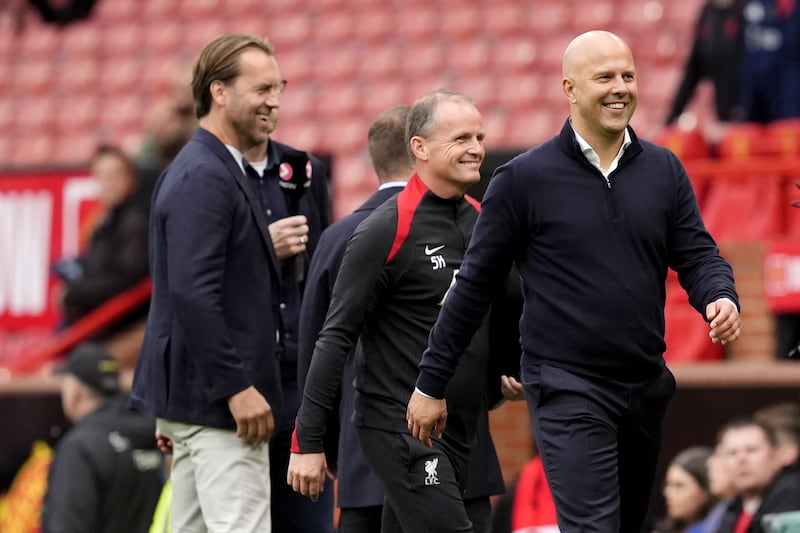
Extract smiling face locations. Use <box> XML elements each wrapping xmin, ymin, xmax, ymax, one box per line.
<box><xmin>411</xmin><ymin>98</ymin><xmax>485</xmax><ymax>197</ymax></box>
<box><xmin>562</xmin><ymin>31</ymin><xmax>637</xmax><ymax>148</ymax></box>
<box><xmin>218</xmin><ymin>48</ymin><xmax>282</xmax><ymax>151</ymax></box>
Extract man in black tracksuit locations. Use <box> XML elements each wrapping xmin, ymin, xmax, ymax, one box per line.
<box><xmin>296</xmin><ymin>105</ymin><xmax>509</xmax><ymax>533</ymax></box>
<box><xmin>408</xmin><ymin>31</ymin><xmax>742</xmax><ymax>533</ymax></box>
<box><xmin>289</xmin><ymin>90</ymin><xmax>503</xmax><ymax>533</ymax></box>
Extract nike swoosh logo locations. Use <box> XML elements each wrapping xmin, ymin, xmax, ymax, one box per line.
<box><xmin>425</xmin><ymin>245</ymin><xmax>445</xmax><ymax>255</ymax></box>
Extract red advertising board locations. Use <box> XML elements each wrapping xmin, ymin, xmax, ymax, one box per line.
<box><xmin>0</xmin><ymin>171</ymin><xmax>97</xmax><ymax>368</ymax></box>
<box><xmin>765</xmin><ymin>239</ymin><xmax>800</xmax><ymax>312</ymax></box>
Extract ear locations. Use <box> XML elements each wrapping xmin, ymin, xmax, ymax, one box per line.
<box><xmin>562</xmin><ymin>77</ymin><xmax>577</xmax><ymax>103</ymax></box>
<box><xmin>410</xmin><ymin>136</ymin><xmax>427</xmax><ymax>161</ymax></box>
<box><xmin>210</xmin><ymin>80</ymin><xmax>227</xmax><ymax>108</ymax></box>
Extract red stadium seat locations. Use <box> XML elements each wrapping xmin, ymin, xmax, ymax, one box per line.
<box><xmin>527</xmin><ymin>1</ymin><xmax>570</xmax><ymax>36</ymax></box>
<box><xmin>446</xmin><ymin>38</ymin><xmax>492</xmax><ymax>74</ymax></box>
<box><xmin>571</xmin><ymin>2</ymin><xmax>615</xmax><ymax>32</ymax></box>
<box><xmin>353</xmin><ymin>8</ymin><xmax>395</xmax><ymax>43</ymax></box>
<box><xmin>60</xmin><ymin>23</ymin><xmax>102</xmax><ymax>60</ymax></box>
<box><xmin>490</xmin><ymin>37</ymin><xmax>539</xmax><ymax>73</ymax></box>
<box><xmin>315</xmin><ymin>45</ymin><xmax>361</xmax><ymax>83</ymax></box>
<box><xmin>313</xmin><ymin>10</ymin><xmax>353</xmax><ymax>45</ymax></box>
<box><xmin>702</xmin><ymin>176</ymin><xmax>782</xmax><ymax>242</ymax></box>
<box><xmin>53</xmin><ymin>94</ymin><xmax>100</xmax><ymax>134</ymax></box>
<box><xmin>443</xmin><ymin>6</ymin><xmax>483</xmax><ymax>38</ymax></box>
<box><xmin>14</xmin><ymin>61</ymin><xmax>52</xmax><ymax>96</ymax></box>
<box><xmin>655</xmin><ymin>126</ymin><xmax>712</xmax><ymax>160</ymax></box>
<box><xmin>53</xmin><ymin>130</ymin><xmax>100</xmax><ymax>168</ymax></box>
<box><xmin>494</xmin><ymin>72</ymin><xmax>544</xmax><ymax>110</ymax></box>
<box><xmin>359</xmin><ymin>44</ymin><xmax>403</xmax><ymax>81</ymax></box>
<box><xmin>19</xmin><ymin>24</ymin><xmax>62</xmax><ymax>61</ymax></box>
<box><xmin>92</xmin><ymin>0</ymin><xmax>140</xmax><ymax>22</ymax></box>
<box><xmin>484</xmin><ymin>4</ymin><xmax>529</xmax><ymax>36</ymax></box>
<box><xmin>717</xmin><ymin>123</ymin><xmax>768</xmax><ymax>159</ymax></box>
<box><xmin>316</xmin><ymin>81</ymin><xmax>363</xmax><ymax>119</ymax></box>
<box><xmin>360</xmin><ymin>80</ymin><xmax>406</xmax><ymax>118</ymax></box>
<box><xmin>765</xmin><ymin>119</ymin><xmax>800</xmax><ymax>157</ymax></box>
<box><xmin>333</xmin><ymin>154</ymin><xmax>375</xmax><ymax>192</ymax></box>
<box><xmin>10</xmin><ymin>135</ymin><xmax>55</xmax><ymax>168</ymax></box>
<box><xmin>395</xmin><ymin>6</ymin><xmax>439</xmax><ymax>40</ymax></box>
<box><xmin>98</xmin><ymin>58</ymin><xmax>143</xmax><ymax>96</ymax></box>
<box><xmin>317</xmin><ymin>117</ymin><xmax>365</xmax><ymax>154</ymax></box>
<box><xmin>400</xmin><ymin>40</ymin><xmax>447</xmax><ymax>76</ymax></box>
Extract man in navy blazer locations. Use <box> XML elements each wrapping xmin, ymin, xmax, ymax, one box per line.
<box><xmin>130</xmin><ymin>34</ymin><xmax>286</xmax><ymax>532</ymax></box>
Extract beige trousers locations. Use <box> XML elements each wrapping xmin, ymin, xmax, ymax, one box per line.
<box><xmin>158</xmin><ymin>418</ymin><xmax>270</xmax><ymax>533</ymax></box>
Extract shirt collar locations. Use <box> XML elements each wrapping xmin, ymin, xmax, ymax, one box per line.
<box><xmin>224</xmin><ymin>144</ymin><xmax>246</xmax><ymax>175</ymax></box>
<box><xmin>571</xmin><ymin>123</ymin><xmax>632</xmax><ymax>176</ymax></box>
<box><xmin>572</xmin><ymin>125</ymin><xmax>632</xmax><ymax>159</ymax></box>
<box><xmin>379</xmin><ymin>181</ymin><xmax>408</xmax><ymax>190</ymax></box>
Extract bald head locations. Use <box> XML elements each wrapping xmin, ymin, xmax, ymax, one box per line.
<box><xmin>561</xmin><ymin>30</ymin><xmax>637</xmax><ymax>150</ymax></box>
<box><xmin>562</xmin><ymin>30</ymin><xmax>632</xmax><ymax>79</ymax></box>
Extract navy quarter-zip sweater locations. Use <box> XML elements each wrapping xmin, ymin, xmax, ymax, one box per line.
<box><xmin>417</xmin><ymin>119</ymin><xmax>739</xmax><ymax>396</ymax></box>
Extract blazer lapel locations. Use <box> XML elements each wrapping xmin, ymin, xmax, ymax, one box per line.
<box><xmin>194</xmin><ymin>129</ymin><xmax>281</xmax><ymax>275</ymax></box>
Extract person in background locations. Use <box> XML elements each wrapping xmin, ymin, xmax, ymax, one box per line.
<box><xmin>133</xmin><ymin>67</ymin><xmax>197</xmax><ymax>203</ymax></box>
<box><xmin>56</xmin><ymin>145</ymin><xmax>150</xmax><ymax>341</ymax></box>
<box><xmin>714</xmin><ymin>418</ymin><xmax>800</xmax><ymax>533</ymax></box>
<box><xmin>740</xmin><ymin>0</ymin><xmax>800</xmax><ymax>122</ymax></box>
<box><xmin>42</xmin><ymin>343</ymin><xmax>162</xmax><ymax>533</ymax></box>
<box><xmin>407</xmin><ymin>30</ymin><xmax>741</xmax><ymax>533</ymax></box>
<box><xmin>135</xmin><ymin>69</ymin><xmax>197</xmax><ymax>174</ymax></box>
<box><xmin>130</xmin><ymin>34</ymin><xmax>285</xmax><ymax>532</ymax></box>
<box><xmin>489</xmin><ymin>442</ymin><xmax>559</xmax><ymax>533</ymax></box>
<box><xmin>753</xmin><ymin>401</ymin><xmax>800</xmax><ymax>467</ymax></box>
<box><xmin>652</xmin><ymin>447</ymin><xmax>715</xmax><ymax>533</ymax></box>
<box><xmin>665</xmin><ymin>0</ymin><xmax>744</xmax><ymax>127</ymax></box>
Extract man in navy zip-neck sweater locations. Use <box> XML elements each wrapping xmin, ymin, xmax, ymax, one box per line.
<box><xmin>408</xmin><ymin>30</ymin><xmax>742</xmax><ymax>533</ymax></box>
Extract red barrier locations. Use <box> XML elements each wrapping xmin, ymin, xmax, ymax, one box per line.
<box><xmin>6</xmin><ymin>278</ymin><xmax>151</xmax><ymax>376</ymax></box>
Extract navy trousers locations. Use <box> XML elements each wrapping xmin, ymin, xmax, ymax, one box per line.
<box><xmin>523</xmin><ymin>363</ymin><xmax>675</xmax><ymax>533</ymax></box>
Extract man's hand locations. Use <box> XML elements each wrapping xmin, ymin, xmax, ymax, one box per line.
<box><xmin>287</xmin><ymin>452</ymin><xmax>327</xmax><ymax>502</ymax></box>
<box><xmin>269</xmin><ymin>215</ymin><xmax>309</xmax><ymax>260</ymax></box>
<box><xmin>155</xmin><ymin>428</ymin><xmax>173</xmax><ymax>455</ymax></box>
<box><xmin>706</xmin><ymin>299</ymin><xmax>741</xmax><ymax>346</ymax></box>
<box><xmin>406</xmin><ymin>390</ymin><xmax>447</xmax><ymax>448</ymax></box>
<box><xmin>227</xmin><ymin>386</ymin><xmax>274</xmax><ymax>447</ymax></box>
<box><xmin>500</xmin><ymin>375</ymin><xmax>525</xmax><ymax>401</ymax></box>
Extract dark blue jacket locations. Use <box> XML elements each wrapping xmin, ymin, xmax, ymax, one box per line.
<box><xmin>417</xmin><ymin>120</ymin><xmax>739</xmax><ymax>397</ymax></box>
<box><xmin>130</xmin><ymin>128</ymin><xmax>284</xmax><ymax>429</ymax></box>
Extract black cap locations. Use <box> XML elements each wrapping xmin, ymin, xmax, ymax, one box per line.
<box><xmin>55</xmin><ymin>343</ymin><xmax>120</xmax><ymax>396</ymax></box>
